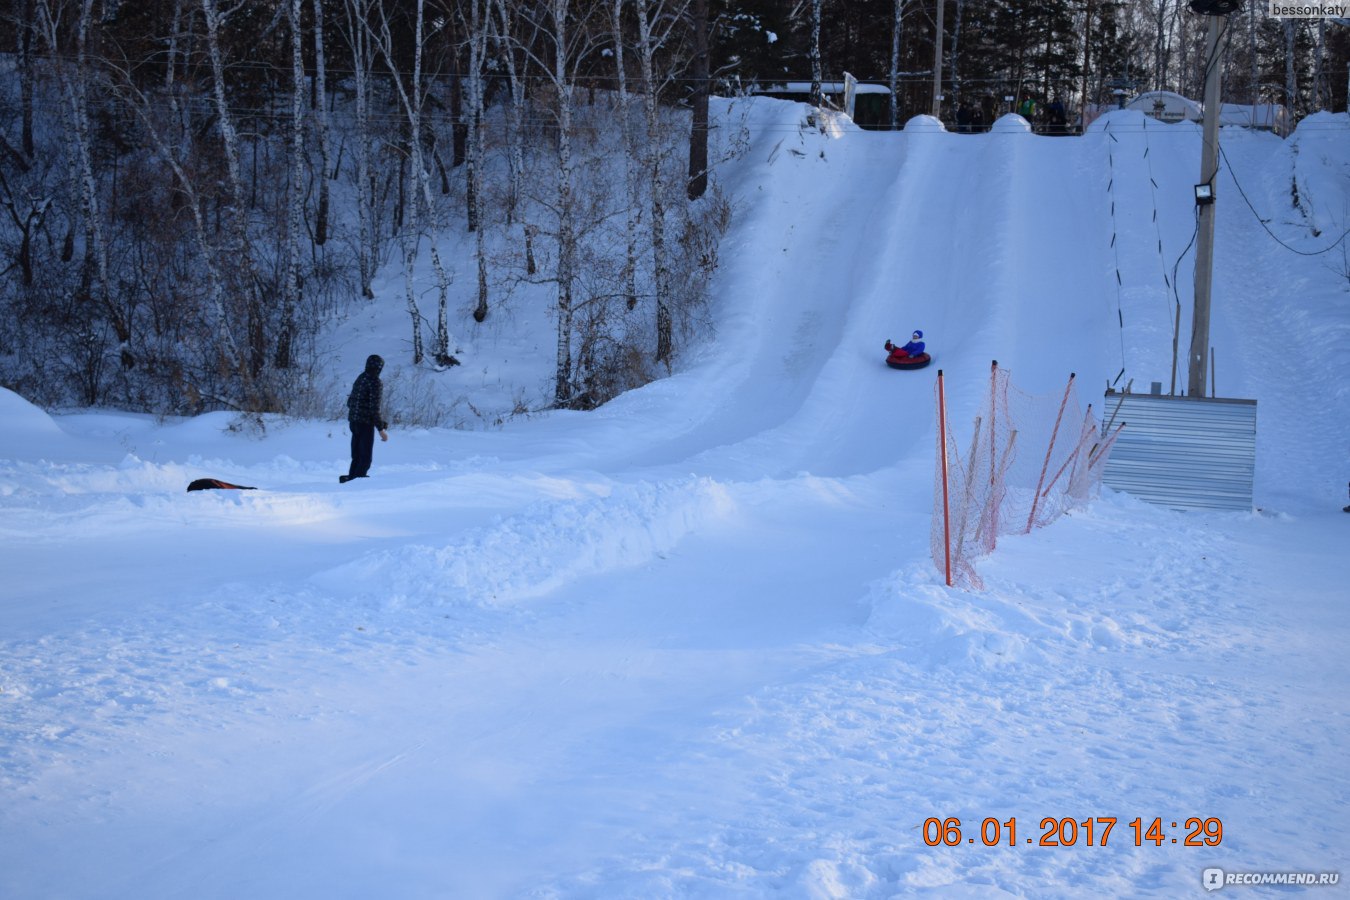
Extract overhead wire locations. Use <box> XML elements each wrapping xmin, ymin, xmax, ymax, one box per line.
<box><xmin>1102</xmin><ymin>120</ymin><xmax>1128</xmax><ymax>385</ymax></box>
<box><xmin>1140</xmin><ymin>114</ymin><xmax>1178</xmax><ymax>323</ymax></box>
<box><xmin>1217</xmin><ymin>141</ymin><xmax>1350</xmax><ymax>257</ymax></box>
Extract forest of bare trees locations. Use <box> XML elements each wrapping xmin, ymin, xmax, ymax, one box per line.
<box><xmin>0</xmin><ymin>0</ymin><xmax>733</xmax><ymax>415</ymax></box>
<box><xmin>725</xmin><ymin>1</ymin><xmax>1348</xmax><ymax>130</ymax></box>
<box><xmin>0</xmin><ymin>1</ymin><xmax>1343</xmax><ymax>416</ymax></box>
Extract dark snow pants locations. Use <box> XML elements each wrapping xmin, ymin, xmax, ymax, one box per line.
<box><xmin>348</xmin><ymin>421</ymin><xmax>376</xmax><ymax>478</ymax></box>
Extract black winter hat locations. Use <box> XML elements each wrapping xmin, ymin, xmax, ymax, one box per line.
<box><xmin>365</xmin><ymin>354</ymin><xmax>384</xmax><ymax>373</ymax></box>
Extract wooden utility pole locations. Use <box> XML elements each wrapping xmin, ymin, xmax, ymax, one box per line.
<box><xmin>931</xmin><ymin>0</ymin><xmax>945</xmax><ymax>118</ymax></box>
<box><xmin>1188</xmin><ymin>13</ymin><xmax>1224</xmax><ymax>398</ymax></box>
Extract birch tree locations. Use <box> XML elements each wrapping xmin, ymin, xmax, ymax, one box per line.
<box><xmin>341</xmin><ymin>0</ymin><xmax>378</xmax><ymax>299</ymax></box>
<box><xmin>1152</xmin><ymin>0</ymin><xmax>1172</xmax><ymax>91</ymax></box>
<box><xmin>687</xmin><ymin>0</ymin><xmax>709</xmax><ymax>202</ymax></box>
<box><xmin>808</xmin><ymin>0</ymin><xmax>824</xmax><ymax>108</ymax></box>
<box><xmin>1285</xmin><ymin>19</ymin><xmax>1298</xmax><ymax>117</ymax></box>
<box><xmin>110</xmin><ymin>64</ymin><xmax>243</xmax><ymax>388</ymax></box>
<box><xmin>1312</xmin><ymin>18</ymin><xmax>1329</xmax><ymax>110</ymax></box>
<box><xmin>634</xmin><ymin>0</ymin><xmax>676</xmax><ymax>366</ymax></box>
<box><xmin>949</xmin><ymin>0</ymin><xmax>965</xmax><ymax>112</ymax></box>
<box><xmin>312</xmin><ymin>0</ymin><xmax>334</xmax><ymax>247</ymax></box>
<box><xmin>889</xmin><ymin>0</ymin><xmax>905</xmax><ymax>129</ymax></box>
<box><xmin>200</xmin><ymin>0</ymin><xmax>267</xmax><ymax>379</ymax></box>
<box><xmin>489</xmin><ymin>0</ymin><xmax>527</xmax><ymax>226</ymax></box>
<box><xmin>371</xmin><ymin>0</ymin><xmax>459</xmax><ymax>367</ymax></box>
<box><xmin>457</xmin><ymin>0</ymin><xmax>491</xmax><ymax>322</ymax></box>
<box><xmin>611</xmin><ymin>0</ymin><xmax>640</xmax><ymax>309</ymax></box>
<box><xmin>543</xmin><ymin>0</ymin><xmax>581</xmax><ymax>404</ymax></box>
<box><xmin>35</xmin><ymin>0</ymin><xmax>124</xmax><ymax>380</ymax></box>
<box><xmin>278</xmin><ymin>0</ymin><xmax>305</xmax><ymax>369</ymax></box>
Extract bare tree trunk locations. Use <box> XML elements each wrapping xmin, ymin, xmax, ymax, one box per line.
<box><xmin>202</xmin><ymin>0</ymin><xmax>248</xmax><ymax>228</ymax></box>
<box><xmin>118</xmin><ymin>62</ymin><xmax>242</xmax><ymax>382</ymax></box>
<box><xmin>611</xmin><ymin>0</ymin><xmax>640</xmax><ymax>309</ymax></box>
<box><xmin>1180</xmin><ymin>9</ymin><xmax>1196</xmax><ymax>98</ymax></box>
<box><xmin>1312</xmin><ymin>19</ymin><xmax>1328</xmax><ymax>111</ymax></box>
<box><xmin>17</xmin><ymin>0</ymin><xmax>35</xmax><ymax>158</ymax></box>
<box><xmin>312</xmin><ymin>0</ymin><xmax>333</xmax><ymax>246</ymax></box>
<box><xmin>809</xmin><ymin>0</ymin><xmax>824</xmax><ymax>107</ymax></box>
<box><xmin>0</xmin><ymin>164</ymin><xmax>44</xmax><ymax>286</ymax></box>
<box><xmin>152</xmin><ymin>0</ymin><xmax>239</xmax><ymax>369</ymax></box>
<box><xmin>1249</xmin><ymin>0</ymin><xmax>1258</xmax><ymax>116</ymax></box>
<box><xmin>343</xmin><ymin>0</ymin><xmax>377</xmax><ymax>299</ymax></box>
<box><xmin>1154</xmin><ymin>1</ymin><xmax>1168</xmax><ymax>91</ymax></box>
<box><xmin>490</xmin><ymin>0</ymin><xmax>526</xmax><ymax>226</ymax></box>
<box><xmin>278</xmin><ymin>0</ymin><xmax>305</xmax><ymax>369</ymax></box>
<box><xmin>399</xmin><ymin>176</ymin><xmax>425</xmax><ymax>365</ymax></box>
<box><xmin>201</xmin><ymin>0</ymin><xmax>265</xmax><ymax>379</ymax></box>
<box><xmin>635</xmin><ymin>0</ymin><xmax>672</xmax><ymax>366</ymax></box>
<box><xmin>949</xmin><ymin>0</ymin><xmax>964</xmax><ymax>113</ymax></box>
<box><xmin>1285</xmin><ymin>19</ymin><xmax>1297</xmax><ymax>119</ymax></box>
<box><xmin>889</xmin><ymin>0</ymin><xmax>903</xmax><ymax>129</ymax></box>
<box><xmin>550</xmin><ymin>0</ymin><xmax>577</xmax><ymax>404</ymax></box>
<box><xmin>372</xmin><ymin>0</ymin><xmax>458</xmax><ymax>366</ymax></box>
<box><xmin>465</xmin><ymin>0</ymin><xmax>490</xmax><ymax>322</ymax></box>
<box><xmin>687</xmin><ymin>0</ymin><xmax>709</xmax><ymax>201</ymax></box>
<box><xmin>37</xmin><ymin>0</ymin><xmax>124</xmax><ymax>364</ymax></box>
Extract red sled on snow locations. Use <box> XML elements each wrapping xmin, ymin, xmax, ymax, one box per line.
<box><xmin>886</xmin><ymin>352</ymin><xmax>932</xmax><ymax>370</ymax></box>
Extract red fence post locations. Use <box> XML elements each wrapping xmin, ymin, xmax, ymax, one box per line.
<box><xmin>937</xmin><ymin>369</ymin><xmax>952</xmax><ymax>587</ymax></box>
<box><xmin>1026</xmin><ymin>372</ymin><xmax>1076</xmax><ymax>534</ymax></box>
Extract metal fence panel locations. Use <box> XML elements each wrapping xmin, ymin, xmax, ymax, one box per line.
<box><xmin>1101</xmin><ymin>392</ymin><xmax>1257</xmax><ymax>511</ymax></box>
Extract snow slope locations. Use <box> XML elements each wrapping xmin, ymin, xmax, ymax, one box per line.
<box><xmin>1</xmin><ymin>100</ymin><xmax>1348</xmax><ymax>898</ymax></box>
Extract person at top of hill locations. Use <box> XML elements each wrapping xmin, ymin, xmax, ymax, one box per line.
<box><xmin>341</xmin><ymin>354</ymin><xmax>389</xmax><ymax>484</ymax></box>
<box><xmin>885</xmin><ymin>330</ymin><xmax>926</xmax><ymax>362</ymax></box>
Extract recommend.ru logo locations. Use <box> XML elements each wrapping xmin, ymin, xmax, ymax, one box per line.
<box><xmin>1202</xmin><ymin>867</ymin><xmax>1341</xmax><ymax>890</ymax></box>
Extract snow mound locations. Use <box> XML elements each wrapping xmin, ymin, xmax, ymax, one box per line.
<box><xmin>0</xmin><ymin>387</ymin><xmax>62</xmax><ymax>437</ymax></box>
<box><xmin>904</xmin><ymin>114</ymin><xmax>945</xmax><ymax>132</ymax></box>
<box><xmin>991</xmin><ymin>113</ymin><xmax>1032</xmax><ymax>134</ymax></box>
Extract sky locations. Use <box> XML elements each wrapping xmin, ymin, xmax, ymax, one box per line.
<box><xmin>1</xmin><ymin>98</ymin><xmax>1348</xmax><ymax>899</ymax></box>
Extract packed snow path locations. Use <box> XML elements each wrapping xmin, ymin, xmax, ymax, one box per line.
<box><xmin>2</xmin><ymin>103</ymin><xmax>1347</xmax><ymax>898</ymax></box>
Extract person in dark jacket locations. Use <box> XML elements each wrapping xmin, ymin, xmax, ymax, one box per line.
<box><xmin>340</xmin><ymin>354</ymin><xmax>389</xmax><ymax>483</ymax></box>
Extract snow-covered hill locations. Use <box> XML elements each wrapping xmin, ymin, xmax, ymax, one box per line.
<box><xmin>1</xmin><ymin>100</ymin><xmax>1347</xmax><ymax>898</ymax></box>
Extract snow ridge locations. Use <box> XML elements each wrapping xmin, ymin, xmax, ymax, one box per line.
<box><xmin>312</xmin><ymin>476</ymin><xmax>738</xmax><ymax>607</ymax></box>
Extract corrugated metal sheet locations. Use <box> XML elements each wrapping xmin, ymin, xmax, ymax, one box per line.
<box><xmin>1101</xmin><ymin>392</ymin><xmax>1257</xmax><ymax>511</ymax></box>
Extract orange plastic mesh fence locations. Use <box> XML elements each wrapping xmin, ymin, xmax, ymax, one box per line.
<box><xmin>931</xmin><ymin>363</ymin><xmax>1121</xmax><ymax>590</ymax></box>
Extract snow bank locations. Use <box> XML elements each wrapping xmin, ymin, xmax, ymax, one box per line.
<box><xmin>904</xmin><ymin>114</ymin><xmax>945</xmax><ymax>132</ymax></box>
<box><xmin>311</xmin><ymin>476</ymin><xmax>737</xmax><ymax>607</ymax></box>
<box><xmin>990</xmin><ymin>113</ymin><xmax>1032</xmax><ymax>134</ymax></box>
<box><xmin>0</xmin><ymin>387</ymin><xmax>62</xmax><ymax>439</ymax></box>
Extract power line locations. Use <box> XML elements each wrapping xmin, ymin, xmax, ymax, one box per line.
<box><xmin>1217</xmin><ymin>141</ymin><xmax>1350</xmax><ymax>257</ymax></box>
